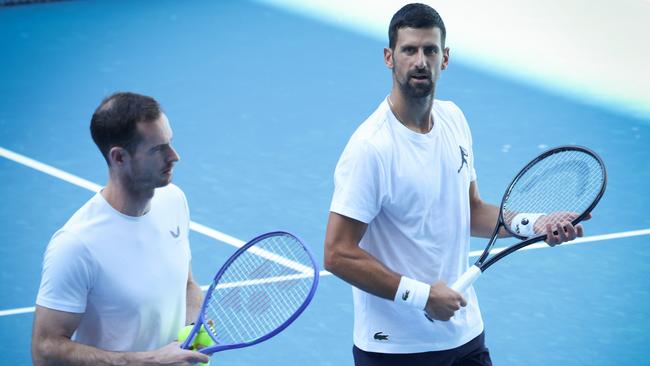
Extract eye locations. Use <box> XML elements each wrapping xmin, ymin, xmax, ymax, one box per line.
<box><xmin>151</xmin><ymin>145</ymin><xmax>166</xmax><ymax>153</ymax></box>
<box><xmin>424</xmin><ymin>46</ymin><xmax>439</xmax><ymax>55</ymax></box>
<box><xmin>402</xmin><ymin>46</ymin><xmax>416</xmax><ymax>55</ymax></box>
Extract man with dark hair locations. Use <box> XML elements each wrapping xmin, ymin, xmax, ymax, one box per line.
<box><xmin>324</xmin><ymin>3</ymin><xmax>585</xmax><ymax>365</ymax></box>
<box><xmin>31</xmin><ymin>92</ymin><xmax>210</xmax><ymax>365</ymax></box>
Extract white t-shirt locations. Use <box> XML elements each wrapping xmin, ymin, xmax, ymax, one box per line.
<box><xmin>36</xmin><ymin>184</ymin><xmax>191</xmax><ymax>352</ymax></box>
<box><xmin>330</xmin><ymin>98</ymin><xmax>483</xmax><ymax>353</ymax></box>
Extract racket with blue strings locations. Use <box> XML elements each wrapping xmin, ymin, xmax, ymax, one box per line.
<box><xmin>181</xmin><ymin>231</ymin><xmax>319</xmax><ymax>355</ymax></box>
<box><xmin>451</xmin><ymin>145</ymin><xmax>607</xmax><ymax>295</ymax></box>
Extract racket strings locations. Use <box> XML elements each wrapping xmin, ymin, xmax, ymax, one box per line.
<box><xmin>203</xmin><ymin>234</ymin><xmax>316</xmax><ymax>345</ymax></box>
<box><xmin>506</xmin><ymin>168</ymin><xmax>596</xmax><ymax>221</ymax></box>
<box><xmin>208</xmin><ymin>273</ymin><xmax>311</xmax><ymax>343</ymax></box>
<box><xmin>503</xmin><ymin>150</ymin><xmax>605</xmax><ymax>228</ymax></box>
<box><xmin>207</xmin><ymin>270</ymin><xmax>310</xmax><ymax>343</ymax></box>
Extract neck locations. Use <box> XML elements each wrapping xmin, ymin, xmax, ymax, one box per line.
<box><xmin>388</xmin><ymin>89</ymin><xmax>434</xmax><ymax>134</ymax></box>
<box><xmin>102</xmin><ymin>175</ymin><xmax>154</xmax><ymax>217</ymax></box>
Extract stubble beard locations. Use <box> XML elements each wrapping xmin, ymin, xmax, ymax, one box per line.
<box><xmin>125</xmin><ymin>168</ymin><xmax>170</xmax><ymax>197</ymax></box>
<box><xmin>400</xmin><ymin>76</ymin><xmax>433</xmax><ymax>99</ymax></box>
<box><xmin>395</xmin><ymin>67</ymin><xmax>435</xmax><ymax>100</ymax></box>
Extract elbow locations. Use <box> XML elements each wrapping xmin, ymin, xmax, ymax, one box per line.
<box><xmin>32</xmin><ymin>331</ymin><xmax>70</xmax><ymax>366</ymax></box>
<box><xmin>323</xmin><ymin>240</ymin><xmax>342</xmax><ymax>275</ymax></box>
<box><xmin>32</xmin><ymin>337</ymin><xmax>55</xmax><ymax>366</ymax></box>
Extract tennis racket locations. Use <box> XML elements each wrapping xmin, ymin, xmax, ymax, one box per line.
<box><xmin>451</xmin><ymin>145</ymin><xmax>607</xmax><ymax>294</ymax></box>
<box><xmin>180</xmin><ymin>231</ymin><xmax>319</xmax><ymax>355</ymax></box>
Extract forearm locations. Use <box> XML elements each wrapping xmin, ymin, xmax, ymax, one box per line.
<box><xmin>324</xmin><ymin>212</ymin><xmax>403</xmax><ymax>300</ymax></box>
<box><xmin>470</xmin><ymin>200</ymin><xmax>510</xmax><ymax>238</ymax></box>
<box><xmin>33</xmin><ymin>336</ymin><xmax>154</xmax><ymax>366</ymax></box>
<box><xmin>186</xmin><ymin>278</ymin><xmax>204</xmax><ymax>324</ymax></box>
<box><xmin>325</xmin><ymin>243</ymin><xmax>401</xmax><ymax>300</ymax></box>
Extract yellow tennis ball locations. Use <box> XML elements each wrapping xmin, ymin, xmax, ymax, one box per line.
<box><xmin>195</xmin><ymin>329</ymin><xmax>215</xmax><ymax>348</ymax></box>
<box><xmin>177</xmin><ymin>325</ymin><xmax>193</xmax><ymax>344</ymax></box>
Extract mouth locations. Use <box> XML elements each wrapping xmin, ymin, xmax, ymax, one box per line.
<box><xmin>410</xmin><ymin>73</ymin><xmax>431</xmax><ymax>82</ymax></box>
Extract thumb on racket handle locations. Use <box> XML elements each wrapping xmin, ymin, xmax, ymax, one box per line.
<box><xmin>450</xmin><ymin>265</ymin><xmax>482</xmax><ymax>294</ymax></box>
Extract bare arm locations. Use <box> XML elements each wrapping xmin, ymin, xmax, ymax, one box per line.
<box><xmin>31</xmin><ymin>306</ymin><xmax>209</xmax><ymax>366</ymax></box>
<box><xmin>185</xmin><ymin>265</ymin><xmax>203</xmax><ymax>325</ymax></box>
<box><xmin>324</xmin><ymin>212</ymin><xmax>400</xmax><ymax>299</ymax></box>
<box><xmin>469</xmin><ymin>181</ymin><xmax>510</xmax><ymax>238</ymax></box>
<box><xmin>324</xmin><ymin>212</ymin><xmax>465</xmax><ymax>321</ymax></box>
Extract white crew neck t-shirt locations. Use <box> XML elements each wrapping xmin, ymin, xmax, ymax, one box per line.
<box><xmin>36</xmin><ymin>184</ymin><xmax>191</xmax><ymax>352</ymax></box>
<box><xmin>330</xmin><ymin>98</ymin><xmax>483</xmax><ymax>353</ymax></box>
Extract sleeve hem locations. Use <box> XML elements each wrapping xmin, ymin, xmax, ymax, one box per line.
<box><xmin>330</xmin><ymin>203</ymin><xmax>374</xmax><ymax>224</ymax></box>
<box><xmin>36</xmin><ymin>297</ymin><xmax>86</xmax><ymax>314</ymax></box>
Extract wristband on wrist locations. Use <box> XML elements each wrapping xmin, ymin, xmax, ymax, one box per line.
<box><xmin>394</xmin><ymin>276</ymin><xmax>430</xmax><ymax>310</ymax></box>
<box><xmin>510</xmin><ymin>213</ymin><xmax>545</xmax><ymax>237</ymax></box>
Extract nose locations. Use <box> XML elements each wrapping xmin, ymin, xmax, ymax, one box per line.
<box><xmin>415</xmin><ymin>49</ymin><xmax>427</xmax><ymax>68</ymax></box>
<box><xmin>168</xmin><ymin>146</ymin><xmax>180</xmax><ymax>163</ymax></box>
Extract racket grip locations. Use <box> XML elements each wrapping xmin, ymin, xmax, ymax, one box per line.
<box><xmin>450</xmin><ymin>265</ymin><xmax>482</xmax><ymax>294</ymax></box>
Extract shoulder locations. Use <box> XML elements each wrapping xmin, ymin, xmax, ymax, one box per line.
<box><xmin>346</xmin><ymin>100</ymin><xmax>394</xmax><ymax>157</ymax></box>
<box><xmin>44</xmin><ymin>229</ymin><xmax>93</xmax><ymax>267</ymax></box>
<box><xmin>434</xmin><ymin>99</ymin><xmax>473</xmax><ymax>137</ymax></box>
<box><xmin>434</xmin><ymin>99</ymin><xmax>467</xmax><ymax>123</ymax></box>
<box><xmin>59</xmin><ymin>193</ymin><xmax>106</xmax><ymax>235</ymax></box>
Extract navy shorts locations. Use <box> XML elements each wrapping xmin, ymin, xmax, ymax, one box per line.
<box><xmin>352</xmin><ymin>332</ymin><xmax>492</xmax><ymax>366</ymax></box>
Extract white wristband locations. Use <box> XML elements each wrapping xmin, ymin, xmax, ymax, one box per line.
<box><xmin>394</xmin><ymin>276</ymin><xmax>430</xmax><ymax>310</ymax></box>
<box><xmin>510</xmin><ymin>213</ymin><xmax>545</xmax><ymax>237</ymax></box>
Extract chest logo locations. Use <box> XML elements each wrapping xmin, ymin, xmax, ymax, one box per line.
<box><xmin>457</xmin><ymin>146</ymin><xmax>469</xmax><ymax>173</ymax></box>
<box><xmin>170</xmin><ymin>226</ymin><xmax>180</xmax><ymax>238</ymax></box>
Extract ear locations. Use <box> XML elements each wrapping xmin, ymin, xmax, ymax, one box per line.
<box><xmin>107</xmin><ymin>146</ymin><xmax>129</xmax><ymax>167</ymax></box>
<box><xmin>441</xmin><ymin>47</ymin><xmax>450</xmax><ymax>70</ymax></box>
<box><xmin>384</xmin><ymin>47</ymin><xmax>394</xmax><ymax>69</ymax></box>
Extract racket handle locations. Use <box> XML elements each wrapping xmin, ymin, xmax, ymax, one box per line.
<box><xmin>450</xmin><ymin>265</ymin><xmax>482</xmax><ymax>294</ymax></box>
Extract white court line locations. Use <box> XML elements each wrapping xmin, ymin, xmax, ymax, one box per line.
<box><xmin>0</xmin><ymin>307</ymin><xmax>36</xmax><ymax>317</ymax></box>
<box><xmin>468</xmin><ymin>228</ymin><xmax>650</xmax><ymax>258</ymax></box>
<box><xmin>3</xmin><ymin>145</ymin><xmax>649</xmax><ymax>316</ymax></box>
<box><xmin>0</xmin><ymin>146</ymin><xmax>102</xmax><ymax>192</ymax></box>
<box><xmin>5</xmin><ymin>229</ymin><xmax>650</xmax><ymax>317</ymax></box>
<box><xmin>189</xmin><ymin>222</ymin><xmax>312</xmax><ymax>274</ymax></box>
<box><xmin>314</xmin><ymin>229</ymin><xmax>650</xmax><ymax>279</ymax></box>
<box><xmin>0</xmin><ymin>146</ymin><xmax>312</xmax><ymax>274</ymax></box>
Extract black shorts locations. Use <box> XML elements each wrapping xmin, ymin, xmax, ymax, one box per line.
<box><xmin>353</xmin><ymin>332</ymin><xmax>492</xmax><ymax>366</ymax></box>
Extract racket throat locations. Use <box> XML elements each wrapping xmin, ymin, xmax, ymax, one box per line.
<box><xmin>476</xmin><ymin>225</ymin><xmax>501</xmax><ymax>266</ymax></box>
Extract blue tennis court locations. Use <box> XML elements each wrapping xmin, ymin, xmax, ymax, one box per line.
<box><xmin>1</xmin><ymin>1</ymin><xmax>648</xmax><ymax>365</ymax></box>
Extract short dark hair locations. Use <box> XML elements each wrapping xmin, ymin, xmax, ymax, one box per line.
<box><xmin>90</xmin><ymin>92</ymin><xmax>162</xmax><ymax>165</ymax></box>
<box><xmin>388</xmin><ymin>3</ymin><xmax>446</xmax><ymax>49</ymax></box>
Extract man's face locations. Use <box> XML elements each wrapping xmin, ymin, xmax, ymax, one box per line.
<box><xmin>386</xmin><ymin>27</ymin><xmax>449</xmax><ymax>98</ymax></box>
<box><xmin>127</xmin><ymin>113</ymin><xmax>180</xmax><ymax>191</ymax></box>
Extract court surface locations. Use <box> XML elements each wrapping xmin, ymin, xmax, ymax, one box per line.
<box><xmin>1</xmin><ymin>1</ymin><xmax>649</xmax><ymax>365</ymax></box>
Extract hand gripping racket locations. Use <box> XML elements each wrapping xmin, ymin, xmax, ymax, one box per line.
<box><xmin>451</xmin><ymin>145</ymin><xmax>607</xmax><ymax>294</ymax></box>
<box><xmin>180</xmin><ymin>231</ymin><xmax>319</xmax><ymax>355</ymax></box>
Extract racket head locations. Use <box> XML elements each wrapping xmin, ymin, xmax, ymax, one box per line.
<box><xmin>190</xmin><ymin>231</ymin><xmax>319</xmax><ymax>355</ymax></box>
<box><xmin>499</xmin><ymin>145</ymin><xmax>607</xmax><ymax>239</ymax></box>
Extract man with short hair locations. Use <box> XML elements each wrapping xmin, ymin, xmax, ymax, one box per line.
<box><xmin>32</xmin><ymin>92</ymin><xmax>210</xmax><ymax>366</ymax></box>
<box><xmin>324</xmin><ymin>4</ymin><xmax>586</xmax><ymax>365</ymax></box>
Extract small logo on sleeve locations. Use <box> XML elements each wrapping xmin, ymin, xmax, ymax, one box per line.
<box><xmin>401</xmin><ymin>290</ymin><xmax>410</xmax><ymax>301</ymax></box>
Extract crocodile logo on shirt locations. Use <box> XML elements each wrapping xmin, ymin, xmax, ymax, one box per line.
<box><xmin>373</xmin><ymin>332</ymin><xmax>389</xmax><ymax>341</ymax></box>
<box><xmin>170</xmin><ymin>226</ymin><xmax>180</xmax><ymax>238</ymax></box>
<box><xmin>457</xmin><ymin>145</ymin><xmax>469</xmax><ymax>173</ymax></box>
<box><xmin>402</xmin><ymin>290</ymin><xmax>410</xmax><ymax>301</ymax></box>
